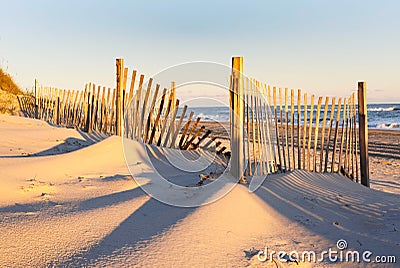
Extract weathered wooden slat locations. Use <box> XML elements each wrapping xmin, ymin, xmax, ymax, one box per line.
<box><xmin>91</xmin><ymin>86</ymin><xmax>100</xmax><ymax>131</ymax></box>
<box><xmin>138</xmin><ymin>78</ymin><xmax>153</xmax><ymax>141</ymax></box>
<box><xmin>245</xmin><ymin>78</ymin><xmax>252</xmax><ymax>176</ymax></box>
<box><xmin>302</xmin><ymin>93</ymin><xmax>308</xmax><ymax>170</ymax></box>
<box><xmin>63</xmin><ymin>89</ymin><xmax>70</xmax><ymax>125</ymax></box>
<box><xmin>144</xmin><ymin>84</ymin><xmax>160</xmax><ymax>143</ymax></box>
<box><xmin>110</xmin><ymin>88</ymin><xmax>116</xmax><ymax>135</ymax></box>
<box><xmin>285</xmin><ymin>88</ymin><xmax>290</xmax><ymax>170</ymax></box>
<box><xmin>279</xmin><ymin>88</ymin><xmax>287</xmax><ymax>171</ymax></box>
<box><xmin>97</xmin><ymin>86</ymin><xmax>102</xmax><ymax>130</ymax></box>
<box><xmin>255</xmin><ymin>81</ymin><xmax>267</xmax><ymax>175</ymax></box>
<box><xmin>73</xmin><ymin>90</ymin><xmax>79</xmax><ymax>125</ymax></box>
<box><xmin>352</xmin><ymin>93</ymin><xmax>357</xmax><ymax>180</ymax></box>
<box><xmin>88</xmin><ymin>86</ymin><xmax>94</xmax><ymax>130</ymax></box>
<box><xmin>254</xmin><ymin>81</ymin><xmax>263</xmax><ymax>175</ymax></box>
<box><xmin>51</xmin><ymin>88</ymin><xmax>57</xmax><ymax>124</ymax></box>
<box><xmin>344</xmin><ymin>98</ymin><xmax>351</xmax><ymax>176</ymax></box>
<box><xmin>170</xmin><ymin>105</ymin><xmax>188</xmax><ymax>148</ymax></box>
<box><xmin>148</xmin><ymin>88</ymin><xmax>167</xmax><ymax>144</ymax></box>
<box><xmin>258</xmin><ymin>81</ymin><xmax>267</xmax><ymax>174</ymax></box>
<box><xmin>132</xmin><ymin>74</ymin><xmax>145</xmax><ymax>139</ymax></box>
<box><xmin>83</xmin><ymin>85</ymin><xmax>89</xmax><ymax>132</ymax></box>
<box><xmin>67</xmin><ymin>90</ymin><xmax>73</xmax><ymax>125</ymax></box>
<box><xmin>183</xmin><ymin>125</ymin><xmax>205</xmax><ymax>150</ymax></box>
<box><xmin>353</xmin><ymin>93</ymin><xmax>359</xmax><ymax>182</ymax></box>
<box><xmin>331</xmin><ymin>98</ymin><xmax>343</xmax><ymax>173</ymax></box>
<box><xmin>358</xmin><ymin>81</ymin><xmax>369</xmax><ymax>187</ymax></box>
<box><xmin>39</xmin><ymin>86</ymin><xmax>44</xmax><ymax>120</ymax></box>
<box><xmin>61</xmin><ymin>88</ymin><xmax>69</xmax><ymax>126</ymax></box>
<box><xmin>76</xmin><ymin>90</ymin><xmax>84</xmax><ymax>127</ymax></box>
<box><xmin>306</xmin><ymin>95</ymin><xmax>315</xmax><ymax>171</ymax></box>
<box><xmin>324</xmin><ymin>97</ymin><xmax>336</xmax><ymax>172</ymax></box>
<box><xmin>251</xmin><ymin>80</ymin><xmax>258</xmax><ymax>174</ymax></box>
<box><xmin>70</xmin><ymin>90</ymin><xmax>77</xmax><ymax>126</ymax></box>
<box><xmin>163</xmin><ymin>99</ymin><xmax>180</xmax><ymax>148</ymax></box>
<box><xmin>128</xmin><ymin>70</ymin><xmax>137</xmax><ymax>106</ymax></box>
<box><xmin>290</xmin><ymin>89</ymin><xmax>295</xmax><ymax>169</ymax></box>
<box><xmin>71</xmin><ymin>90</ymin><xmax>79</xmax><ymax>127</ymax></box>
<box><xmin>122</xmin><ymin>67</ymin><xmax>128</xmax><ymax>113</ymax></box>
<box><xmin>348</xmin><ymin>93</ymin><xmax>353</xmax><ymax>179</ymax></box>
<box><xmin>297</xmin><ymin>89</ymin><xmax>301</xmax><ymax>169</ymax></box>
<box><xmin>259</xmin><ymin>82</ymin><xmax>270</xmax><ymax>173</ymax></box>
<box><xmin>338</xmin><ymin>99</ymin><xmax>347</xmax><ymax>172</ymax></box>
<box><xmin>61</xmin><ymin>89</ymin><xmax>68</xmax><ymax>124</ymax></box>
<box><xmin>73</xmin><ymin>89</ymin><xmax>80</xmax><ymax>127</ymax></box>
<box><xmin>55</xmin><ymin>89</ymin><xmax>61</xmax><ymax>125</ymax></box>
<box><xmin>157</xmin><ymin>91</ymin><xmax>174</xmax><ymax>146</ymax></box>
<box><xmin>99</xmin><ymin>87</ymin><xmax>106</xmax><ymax>131</ymax></box>
<box><xmin>319</xmin><ymin>96</ymin><xmax>330</xmax><ymax>172</ymax></box>
<box><xmin>268</xmin><ymin>85</ymin><xmax>278</xmax><ymax>171</ymax></box>
<box><xmin>103</xmin><ymin>87</ymin><xmax>110</xmax><ymax>133</ymax></box>
<box><xmin>313</xmin><ymin>97</ymin><xmax>323</xmax><ymax>171</ymax></box>
<box><xmin>88</xmin><ymin>93</ymin><xmax>95</xmax><ymax>133</ymax></box>
<box><xmin>182</xmin><ymin>117</ymin><xmax>201</xmax><ymax>149</ymax></box>
<box><xmin>192</xmin><ymin>129</ymin><xmax>211</xmax><ymax>149</ymax></box>
<box><xmin>178</xmin><ymin>111</ymin><xmax>195</xmax><ymax>149</ymax></box>
<box><xmin>92</xmin><ymin>87</ymin><xmax>98</xmax><ymax>131</ymax></box>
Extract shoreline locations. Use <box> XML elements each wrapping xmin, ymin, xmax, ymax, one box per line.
<box><xmin>201</xmin><ymin>121</ymin><xmax>400</xmax><ymax>132</ymax></box>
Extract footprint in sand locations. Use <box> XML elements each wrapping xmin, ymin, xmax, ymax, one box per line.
<box><xmin>81</xmin><ymin>185</ymin><xmax>96</xmax><ymax>190</ymax></box>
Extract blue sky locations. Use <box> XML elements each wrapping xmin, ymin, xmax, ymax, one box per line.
<box><xmin>0</xmin><ymin>0</ymin><xmax>399</xmax><ymax>103</ymax></box>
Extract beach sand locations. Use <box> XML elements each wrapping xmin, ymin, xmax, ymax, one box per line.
<box><xmin>0</xmin><ymin>114</ymin><xmax>399</xmax><ymax>267</ymax></box>
<box><xmin>367</xmin><ymin>130</ymin><xmax>400</xmax><ymax>194</ymax></box>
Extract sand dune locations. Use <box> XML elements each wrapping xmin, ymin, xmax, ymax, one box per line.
<box><xmin>0</xmin><ymin>114</ymin><xmax>399</xmax><ymax>267</ymax></box>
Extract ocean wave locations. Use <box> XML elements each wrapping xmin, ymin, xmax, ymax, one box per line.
<box><xmin>196</xmin><ymin>113</ymin><xmax>229</xmax><ymax>122</ymax></box>
<box><xmin>376</xmin><ymin>123</ymin><xmax>400</xmax><ymax>129</ymax></box>
<box><xmin>367</xmin><ymin>107</ymin><xmax>399</xmax><ymax>112</ymax></box>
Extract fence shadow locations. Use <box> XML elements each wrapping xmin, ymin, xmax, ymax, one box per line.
<box><xmin>252</xmin><ymin>170</ymin><xmax>399</xmax><ymax>256</ymax></box>
<box><xmin>0</xmin><ymin>131</ymin><xmax>106</xmax><ymax>158</ymax></box>
<box><xmin>58</xmin><ymin>197</ymin><xmax>195</xmax><ymax>266</ymax></box>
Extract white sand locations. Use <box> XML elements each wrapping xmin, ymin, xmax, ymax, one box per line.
<box><xmin>0</xmin><ymin>114</ymin><xmax>399</xmax><ymax>267</ymax></box>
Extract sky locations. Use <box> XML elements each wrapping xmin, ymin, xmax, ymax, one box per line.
<box><xmin>0</xmin><ymin>0</ymin><xmax>399</xmax><ymax>105</ymax></box>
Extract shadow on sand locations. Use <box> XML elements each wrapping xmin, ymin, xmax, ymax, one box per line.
<box><xmin>252</xmin><ymin>170</ymin><xmax>400</xmax><ymax>256</ymax></box>
<box><xmin>0</xmin><ymin>130</ymin><xmax>106</xmax><ymax>158</ymax></box>
<box><xmin>59</xmin><ymin>195</ymin><xmax>195</xmax><ymax>266</ymax></box>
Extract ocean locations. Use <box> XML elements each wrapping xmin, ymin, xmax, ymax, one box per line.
<box><xmin>182</xmin><ymin>103</ymin><xmax>400</xmax><ymax>130</ymax></box>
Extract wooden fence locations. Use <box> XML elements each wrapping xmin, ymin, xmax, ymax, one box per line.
<box><xmin>17</xmin><ymin>59</ymin><xmax>228</xmax><ymax>156</ymax></box>
<box><xmin>230</xmin><ymin>56</ymin><xmax>370</xmax><ymax>187</ymax></box>
<box><xmin>16</xmin><ymin>56</ymin><xmax>370</xmax><ymax>187</ymax></box>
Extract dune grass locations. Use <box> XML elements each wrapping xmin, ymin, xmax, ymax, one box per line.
<box><xmin>0</xmin><ymin>68</ymin><xmax>22</xmax><ymax>95</ymax></box>
<box><xmin>0</xmin><ymin>68</ymin><xmax>22</xmax><ymax>114</ymax></box>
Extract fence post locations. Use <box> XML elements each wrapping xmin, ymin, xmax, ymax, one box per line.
<box><xmin>34</xmin><ymin>79</ymin><xmax>39</xmax><ymax>119</ymax></box>
<box><xmin>358</xmin><ymin>81</ymin><xmax>369</xmax><ymax>187</ymax></box>
<box><xmin>116</xmin><ymin>59</ymin><xmax>124</xmax><ymax>136</ymax></box>
<box><xmin>230</xmin><ymin>57</ymin><xmax>245</xmax><ymax>180</ymax></box>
